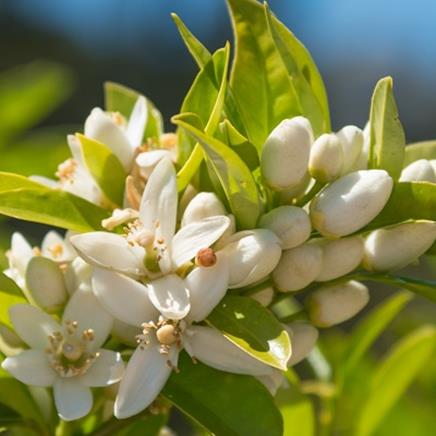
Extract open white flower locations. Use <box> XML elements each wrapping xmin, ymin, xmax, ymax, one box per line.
<box><xmin>85</xmin><ymin>96</ymin><xmax>148</xmax><ymax>171</ymax></box>
<box><xmin>2</xmin><ymin>288</ymin><xmax>122</xmax><ymax>421</ymax></box>
<box><xmin>71</xmin><ymin>157</ymin><xmax>231</xmax><ymax>320</ymax></box>
<box><xmin>92</xmin><ymin>260</ymin><xmax>274</xmax><ymax>419</ymax></box>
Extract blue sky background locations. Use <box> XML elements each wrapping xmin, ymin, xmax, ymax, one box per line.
<box><xmin>2</xmin><ymin>0</ymin><xmax>436</xmax><ymax>139</ymax></box>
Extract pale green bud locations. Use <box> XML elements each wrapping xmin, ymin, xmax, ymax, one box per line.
<box><xmin>261</xmin><ymin>117</ymin><xmax>313</xmax><ymax>191</ymax></box>
<box><xmin>272</xmin><ymin>243</ymin><xmax>323</xmax><ymax>292</ymax></box>
<box><xmin>26</xmin><ymin>257</ymin><xmax>68</xmax><ymax>312</ymax></box>
<box><xmin>222</xmin><ymin>229</ymin><xmax>282</xmax><ymax>289</ymax></box>
<box><xmin>182</xmin><ymin>192</ymin><xmax>227</xmax><ymax>226</ymax></box>
<box><xmin>363</xmin><ymin>221</ymin><xmax>436</xmax><ymax>271</ymax></box>
<box><xmin>312</xmin><ymin>236</ymin><xmax>364</xmax><ymax>282</ymax></box>
<box><xmin>308</xmin><ymin>281</ymin><xmax>369</xmax><ymax>327</ymax></box>
<box><xmin>310</xmin><ymin>170</ymin><xmax>393</xmax><ymax>237</ymax></box>
<box><xmin>284</xmin><ymin>322</ymin><xmax>319</xmax><ymax>366</ymax></box>
<box><xmin>309</xmin><ymin>133</ymin><xmax>344</xmax><ymax>182</ymax></box>
<box><xmin>400</xmin><ymin>159</ymin><xmax>436</xmax><ymax>183</ymax></box>
<box><xmin>336</xmin><ymin>125</ymin><xmax>364</xmax><ymax>174</ymax></box>
<box><xmin>250</xmin><ymin>286</ymin><xmax>274</xmax><ymax>307</ymax></box>
<box><xmin>259</xmin><ymin>206</ymin><xmax>311</xmax><ymax>249</ymax></box>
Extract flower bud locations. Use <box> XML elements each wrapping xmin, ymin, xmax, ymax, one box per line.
<box><xmin>307</xmin><ymin>281</ymin><xmax>369</xmax><ymax>327</ymax></box>
<box><xmin>272</xmin><ymin>243</ymin><xmax>323</xmax><ymax>292</ymax></box>
<box><xmin>261</xmin><ymin>117</ymin><xmax>313</xmax><ymax>191</ymax></box>
<box><xmin>259</xmin><ymin>206</ymin><xmax>311</xmax><ymax>250</ymax></box>
<box><xmin>310</xmin><ymin>170</ymin><xmax>393</xmax><ymax>237</ymax></box>
<box><xmin>309</xmin><ymin>133</ymin><xmax>344</xmax><ymax>182</ymax></box>
<box><xmin>278</xmin><ymin>172</ymin><xmax>312</xmax><ymax>203</ymax></box>
<box><xmin>363</xmin><ymin>221</ymin><xmax>436</xmax><ymax>272</ymax></box>
<box><xmin>336</xmin><ymin>125</ymin><xmax>364</xmax><ymax>174</ymax></box>
<box><xmin>284</xmin><ymin>322</ymin><xmax>319</xmax><ymax>366</ymax></box>
<box><xmin>250</xmin><ymin>286</ymin><xmax>274</xmax><ymax>307</ymax></box>
<box><xmin>26</xmin><ymin>257</ymin><xmax>68</xmax><ymax>312</ymax></box>
<box><xmin>181</xmin><ymin>192</ymin><xmax>227</xmax><ymax>226</ymax></box>
<box><xmin>64</xmin><ymin>257</ymin><xmax>93</xmax><ymax>295</ymax></box>
<box><xmin>312</xmin><ymin>236</ymin><xmax>364</xmax><ymax>281</ymax></box>
<box><xmin>400</xmin><ymin>159</ymin><xmax>436</xmax><ymax>183</ymax></box>
<box><xmin>221</xmin><ymin>229</ymin><xmax>282</xmax><ymax>289</ymax></box>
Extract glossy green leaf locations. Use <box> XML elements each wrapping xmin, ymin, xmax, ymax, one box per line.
<box><xmin>172</xmin><ymin>114</ymin><xmax>261</xmax><ymax>228</ymax></box>
<box><xmin>0</xmin><ymin>175</ymin><xmax>108</xmax><ymax>231</ymax></box>
<box><xmin>217</xmin><ymin>119</ymin><xmax>259</xmax><ymax>170</ymax></box>
<box><xmin>207</xmin><ymin>296</ymin><xmax>291</xmax><ymax>370</ymax></box>
<box><xmin>264</xmin><ymin>4</ymin><xmax>327</xmax><ymax>137</ymax></box>
<box><xmin>171</xmin><ymin>13</ymin><xmax>212</xmax><ymax>68</ymax></box>
<box><xmin>368</xmin><ymin>77</ymin><xmax>405</xmax><ymax>179</ymax></box>
<box><xmin>404</xmin><ymin>140</ymin><xmax>436</xmax><ymax>166</ymax></box>
<box><xmin>355</xmin><ymin>325</ymin><xmax>436</xmax><ymax>436</ymax></box>
<box><xmin>365</xmin><ymin>181</ymin><xmax>436</xmax><ymax>230</ymax></box>
<box><xmin>339</xmin><ymin>291</ymin><xmax>412</xmax><ymax>381</ymax></box>
<box><xmin>162</xmin><ymin>352</ymin><xmax>283</xmax><ymax>436</ymax></box>
<box><xmin>228</xmin><ymin>0</ymin><xmax>329</xmax><ymax>148</ymax></box>
<box><xmin>104</xmin><ymin>82</ymin><xmax>163</xmax><ymax>141</ymax></box>
<box><xmin>77</xmin><ymin>134</ymin><xmax>126</xmax><ymax>206</ymax></box>
<box><xmin>0</xmin><ymin>273</ymin><xmax>26</xmax><ymax>328</ymax></box>
<box><xmin>0</xmin><ymin>62</ymin><xmax>74</xmax><ymax>146</ymax></box>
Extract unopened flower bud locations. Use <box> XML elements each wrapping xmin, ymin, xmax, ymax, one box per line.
<box><xmin>312</xmin><ymin>236</ymin><xmax>364</xmax><ymax>282</ymax></box>
<box><xmin>250</xmin><ymin>286</ymin><xmax>274</xmax><ymax>307</ymax></box>
<box><xmin>26</xmin><ymin>257</ymin><xmax>68</xmax><ymax>312</ymax></box>
<box><xmin>336</xmin><ymin>125</ymin><xmax>364</xmax><ymax>174</ymax></box>
<box><xmin>284</xmin><ymin>322</ymin><xmax>319</xmax><ymax>366</ymax></box>
<box><xmin>310</xmin><ymin>170</ymin><xmax>393</xmax><ymax>237</ymax></box>
<box><xmin>307</xmin><ymin>281</ymin><xmax>369</xmax><ymax>327</ymax></box>
<box><xmin>261</xmin><ymin>117</ymin><xmax>313</xmax><ymax>191</ymax></box>
<box><xmin>363</xmin><ymin>221</ymin><xmax>436</xmax><ymax>272</ymax></box>
<box><xmin>259</xmin><ymin>206</ymin><xmax>311</xmax><ymax>249</ymax></box>
<box><xmin>309</xmin><ymin>133</ymin><xmax>344</xmax><ymax>182</ymax></box>
<box><xmin>400</xmin><ymin>159</ymin><xmax>436</xmax><ymax>183</ymax></box>
<box><xmin>182</xmin><ymin>192</ymin><xmax>227</xmax><ymax>226</ymax></box>
<box><xmin>221</xmin><ymin>229</ymin><xmax>282</xmax><ymax>289</ymax></box>
<box><xmin>278</xmin><ymin>172</ymin><xmax>312</xmax><ymax>203</ymax></box>
<box><xmin>272</xmin><ymin>243</ymin><xmax>323</xmax><ymax>292</ymax></box>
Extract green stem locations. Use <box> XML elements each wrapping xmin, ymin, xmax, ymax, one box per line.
<box><xmin>278</xmin><ymin>310</ymin><xmax>308</xmax><ymax>323</ymax></box>
<box><xmin>55</xmin><ymin>420</ymin><xmax>75</xmax><ymax>436</ymax></box>
<box><xmin>89</xmin><ymin>411</ymin><xmax>151</xmax><ymax>436</ymax></box>
<box><xmin>295</xmin><ymin>181</ymin><xmax>325</xmax><ymax>207</ymax></box>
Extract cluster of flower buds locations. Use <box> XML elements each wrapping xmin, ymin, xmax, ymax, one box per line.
<box><xmin>2</xmin><ymin>95</ymin><xmax>435</xmax><ymax>424</ymax></box>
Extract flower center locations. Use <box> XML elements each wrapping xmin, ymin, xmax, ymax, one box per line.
<box><xmin>45</xmin><ymin>320</ymin><xmax>99</xmax><ymax>378</ymax></box>
<box><xmin>111</xmin><ymin>111</ymin><xmax>126</xmax><ymax>127</ymax></box>
<box><xmin>195</xmin><ymin>248</ymin><xmax>217</xmax><ymax>267</ymax></box>
<box><xmin>56</xmin><ymin>159</ymin><xmax>78</xmax><ymax>182</ymax></box>
<box><xmin>48</xmin><ymin>243</ymin><xmax>64</xmax><ymax>259</ymax></box>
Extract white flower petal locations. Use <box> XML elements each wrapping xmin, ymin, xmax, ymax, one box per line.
<box><xmin>29</xmin><ymin>175</ymin><xmax>59</xmax><ymax>189</ymax></box>
<box><xmin>79</xmin><ymin>350</ymin><xmax>124</xmax><ymax>387</ymax></box>
<box><xmin>62</xmin><ymin>287</ymin><xmax>113</xmax><ymax>350</ymax></box>
<box><xmin>9</xmin><ymin>304</ymin><xmax>60</xmax><ymax>349</ymax></box>
<box><xmin>70</xmin><ymin>232</ymin><xmax>145</xmax><ymax>277</ymax></box>
<box><xmin>10</xmin><ymin>232</ymin><xmax>34</xmax><ymax>278</ymax></box>
<box><xmin>92</xmin><ymin>268</ymin><xmax>157</xmax><ymax>327</ymax></box>
<box><xmin>84</xmin><ymin>107</ymin><xmax>133</xmax><ymax>170</ymax></box>
<box><xmin>136</xmin><ymin>150</ymin><xmax>173</xmax><ymax>178</ymax></box>
<box><xmin>41</xmin><ymin>231</ymin><xmax>76</xmax><ymax>262</ymax></box>
<box><xmin>185</xmin><ymin>253</ymin><xmax>229</xmax><ymax>323</ymax></box>
<box><xmin>126</xmin><ymin>96</ymin><xmax>147</xmax><ymax>149</ymax></box>
<box><xmin>115</xmin><ymin>341</ymin><xmax>176</xmax><ymax>419</ymax></box>
<box><xmin>111</xmin><ymin>320</ymin><xmax>142</xmax><ymax>346</ymax></box>
<box><xmin>54</xmin><ymin>378</ymin><xmax>93</xmax><ymax>421</ymax></box>
<box><xmin>185</xmin><ymin>326</ymin><xmax>273</xmax><ymax>376</ymax></box>
<box><xmin>139</xmin><ymin>157</ymin><xmax>177</xmax><ymax>243</ymax></box>
<box><xmin>147</xmin><ymin>274</ymin><xmax>190</xmax><ymax>320</ymax></box>
<box><xmin>2</xmin><ymin>350</ymin><xmax>56</xmax><ymax>387</ymax></box>
<box><xmin>171</xmin><ymin>216</ymin><xmax>230</xmax><ymax>268</ymax></box>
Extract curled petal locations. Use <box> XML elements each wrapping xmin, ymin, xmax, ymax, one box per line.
<box><xmin>126</xmin><ymin>96</ymin><xmax>148</xmax><ymax>150</ymax></box>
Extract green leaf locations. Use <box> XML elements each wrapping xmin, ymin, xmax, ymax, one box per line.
<box><xmin>172</xmin><ymin>114</ymin><xmax>261</xmax><ymax>228</ymax></box>
<box><xmin>264</xmin><ymin>4</ymin><xmax>328</xmax><ymax>137</ymax></box>
<box><xmin>0</xmin><ymin>62</ymin><xmax>74</xmax><ymax>146</ymax></box>
<box><xmin>217</xmin><ymin>119</ymin><xmax>259</xmax><ymax>170</ymax></box>
<box><xmin>207</xmin><ymin>296</ymin><xmax>291</xmax><ymax>370</ymax></box>
<box><xmin>176</xmin><ymin>45</ymin><xmax>230</xmax><ymax>173</ymax></box>
<box><xmin>228</xmin><ymin>0</ymin><xmax>329</xmax><ymax>148</ymax></box>
<box><xmin>171</xmin><ymin>13</ymin><xmax>212</xmax><ymax>68</ymax></box>
<box><xmin>162</xmin><ymin>352</ymin><xmax>283</xmax><ymax>436</ymax></box>
<box><xmin>104</xmin><ymin>82</ymin><xmax>163</xmax><ymax>141</ymax></box>
<box><xmin>0</xmin><ymin>174</ymin><xmax>108</xmax><ymax>231</ymax></box>
<box><xmin>0</xmin><ymin>273</ymin><xmax>26</xmax><ymax>328</ymax></box>
<box><xmin>368</xmin><ymin>77</ymin><xmax>405</xmax><ymax>179</ymax></box>
<box><xmin>355</xmin><ymin>325</ymin><xmax>436</xmax><ymax>436</ymax></box>
<box><xmin>339</xmin><ymin>291</ymin><xmax>412</xmax><ymax>381</ymax></box>
<box><xmin>365</xmin><ymin>181</ymin><xmax>436</xmax><ymax>230</ymax></box>
<box><xmin>404</xmin><ymin>140</ymin><xmax>436</xmax><ymax>166</ymax></box>
<box><xmin>77</xmin><ymin>134</ymin><xmax>126</xmax><ymax>206</ymax></box>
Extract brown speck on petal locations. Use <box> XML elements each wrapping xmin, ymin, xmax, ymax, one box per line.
<box><xmin>195</xmin><ymin>248</ymin><xmax>217</xmax><ymax>267</ymax></box>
